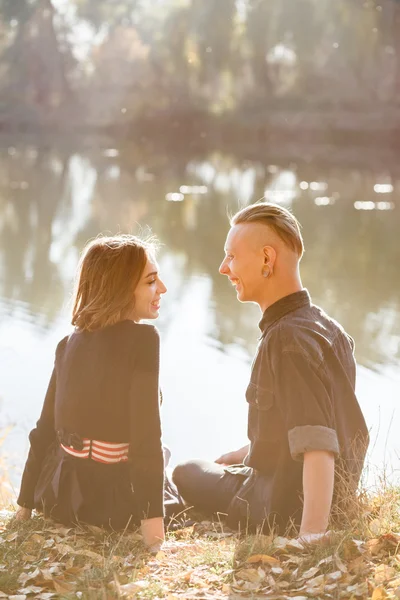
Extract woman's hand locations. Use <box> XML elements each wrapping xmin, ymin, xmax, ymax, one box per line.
<box><xmin>15</xmin><ymin>507</ymin><xmax>32</xmax><ymax>521</ymax></box>
<box><xmin>141</xmin><ymin>517</ymin><xmax>165</xmax><ymax>552</ymax></box>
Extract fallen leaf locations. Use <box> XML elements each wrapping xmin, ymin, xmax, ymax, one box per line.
<box><xmin>47</xmin><ymin>527</ymin><xmax>72</xmax><ymax>537</ymax></box>
<box><xmin>30</xmin><ymin>534</ymin><xmax>46</xmax><ymax>544</ymax></box>
<box><xmin>374</xmin><ymin>564</ymin><xmax>396</xmax><ymax>584</ymax></box>
<box><xmin>18</xmin><ymin>568</ymin><xmax>40</xmax><ymax>585</ymax></box>
<box><xmin>371</xmin><ymin>587</ymin><xmax>389</xmax><ymax>600</ymax></box>
<box><xmin>246</xmin><ymin>554</ymin><xmax>280</xmax><ymax>566</ymax></box>
<box><xmin>346</xmin><ymin>582</ymin><xmax>369</xmax><ymax>595</ymax></box>
<box><xmin>119</xmin><ymin>580</ymin><xmax>149</xmax><ymax>595</ymax></box>
<box><xmin>335</xmin><ymin>552</ymin><xmax>348</xmax><ymax>573</ymax></box>
<box><xmin>302</xmin><ymin>566</ymin><xmax>320</xmax><ymax>579</ymax></box>
<box><xmin>273</xmin><ymin>536</ymin><xmax>289</xmax><ymax>550</ymax></box>
<box><xmin>52</xmin><ymin>578</ymin><xmax>76</xmax><ymax>594</ymax></box>
<box><xmin>327</xmin><ymin>570</ymin><xmax>343</xmax><ymax>582</ymax></box>
<box><xmin>287</xmin><ymin>538</ymin><xmax>305</xmax><ymax>552</ymax></box>
<box><xmin>318</xmin><ymin>555</ymin><xmax>334</xmax><ymax>567</ymax></box>
<box><xmin>343</xmin><ymin>538</ymin><xmax>365</xmax><ymax>560</ymax></box>
<box><xmin>54</xmin><ymin>543</ymin><xmax>74</xmax><ymax>555</ymax></box>
<box><xmin>236</xmin><ymin>567</ymin><xmax>264</xmax><ymax>584</ymax></box>
<box><xmin>18</xmin><ymin>586</ymin><xmax>44</xmax><ymax>594</ymax></box>
<box><xmin>366</xmin><ymin>538</ymin><xmax>384</xmax><ymax>556</ymax></box>
<box><xmin>370</xmin><ymin>519</ymin><xmax>383</xmax><ymax>535</ymax></box>
<box><xmin>21</xmin><ymin>554</ymin><xmax>38</xmax><ymax>562</ymax></box>
<box><xmin>72</xmin><ymin>549</ymin><xmax>104</xmax><ymax>563</ymax></box>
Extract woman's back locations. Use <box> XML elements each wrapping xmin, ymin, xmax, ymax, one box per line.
<box><xmin>55</xmin><ymin>321</ymin><xmax>159</xmax><ymax>443</ymax></box>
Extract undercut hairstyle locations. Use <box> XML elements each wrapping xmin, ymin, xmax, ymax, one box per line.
<box><xmin>72</xmin><ymin>234</ymin><xmax>158</xmax><ymax>332</ymax></box>
<box><xmin>231</xmin><ymin>202</ymin><xmax>304</xmax><ymax>258</ymax></box>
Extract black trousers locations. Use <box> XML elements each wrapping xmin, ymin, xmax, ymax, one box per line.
<box><xmin>172</xmin><ymin>460</ymin><xmax>246</xmax><ymax>516</ymax></box>
<box><xmin>172</xmin><ymin>459</ymin><xmax>300</xmax><ymax>534</ymax></box>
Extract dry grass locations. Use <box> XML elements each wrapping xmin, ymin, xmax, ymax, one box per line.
<box><xmin>0</xmin><ymin>484</ymin><xmax>398</xmax><ymax>599</ymax></box>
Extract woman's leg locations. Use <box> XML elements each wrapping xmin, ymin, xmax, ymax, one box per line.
<box><xmin>172</xmin><ymin>460</ymin><xmax>244</xmax><ymax>516</ymax></box>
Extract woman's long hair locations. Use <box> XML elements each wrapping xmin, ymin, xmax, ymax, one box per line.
<box><xmin>71</xmin><ymin>234</ymin><xmax>157</xmax><ymax>331</ymax></box>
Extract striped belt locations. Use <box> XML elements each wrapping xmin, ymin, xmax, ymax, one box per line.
<box><xmin>61</xmin><ymin>439</ymin><xmax>129</xmax><ymax>464</ymax></box>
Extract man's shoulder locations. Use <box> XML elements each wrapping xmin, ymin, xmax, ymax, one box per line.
<box><xmin>263</xmin><ymin>304</ymin><xmax>351</xmax><ymax>364</ymax></box>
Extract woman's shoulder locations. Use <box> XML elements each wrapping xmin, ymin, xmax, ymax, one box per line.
<box><xmin>130</xmin><ymin>322</ymin><xmax>160</xmax><ymax>344</ymax></box>
<box><xmin>55</xmin><ymin>334</ymin><xmax>71</xmax><ymax>354</ymax></box>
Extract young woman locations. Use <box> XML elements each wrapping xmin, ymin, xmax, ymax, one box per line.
<box><xmin>16</xmin><ymin>234</ymin><xmax>172</xmax><ymax>551</ymax></box>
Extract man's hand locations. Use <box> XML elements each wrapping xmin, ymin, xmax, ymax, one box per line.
<box><xmin>15</xmin><ymin>507</ymin><xmax>32</xmax><ymax>521</ymax></box>
<box><xmin>215</xmin><ymin>444</ymin><xmax>250</xmax><ymax>465</ymax></box>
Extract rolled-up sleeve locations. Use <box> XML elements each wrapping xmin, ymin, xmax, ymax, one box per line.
<box><xmin>274</xmin><ymin>350</ymin><xmax>340</xmax><ymax>462</ymax></box>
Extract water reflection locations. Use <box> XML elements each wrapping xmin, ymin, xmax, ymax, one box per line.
<box><xmin>0</xmin><ymin>140</ymin><xmax>399</xmax><ymax>485</ymax></box>
<box><xmin>0</xmin><ymin>141</ymin><xmax>399</xmax><ymax>366</ymax></box>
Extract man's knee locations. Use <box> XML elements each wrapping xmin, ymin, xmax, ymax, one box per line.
<box><xmin>172</xmin><ymin>461</ymin><xmax>198</xmax><ymax>490</ymax></box>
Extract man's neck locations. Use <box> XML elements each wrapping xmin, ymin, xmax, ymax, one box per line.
<box><xmin>258</xmin><ymin>279</ymin><xmax>303</xmax><ymax>313</ymax></box>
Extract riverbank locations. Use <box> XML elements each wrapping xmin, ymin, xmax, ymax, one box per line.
<box><xmin>0</xmin><ymin>484</ymin><xmax>399</xmax><ymax>599</ymax></box>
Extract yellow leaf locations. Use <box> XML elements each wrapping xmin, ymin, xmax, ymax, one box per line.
<box><xmin>246</xmin><ymin>554</ymin><xmax>280</xmax><ymax>566</ymax></box>
<box><xmin>371</xmin><ymin>587</ymin><xmax>388</xmax><ymax>600</ymax></box>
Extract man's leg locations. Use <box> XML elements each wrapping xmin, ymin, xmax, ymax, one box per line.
<box><xmin>172</xmin><ymin>460</ymin><xmax>244</xmax><ymax>516</ymax></box>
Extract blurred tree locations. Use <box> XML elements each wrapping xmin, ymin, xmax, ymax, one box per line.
<box><xmin>0</xmin><ymin>0</ymin><xmax>73</xmax><ymax>118</ymax></box>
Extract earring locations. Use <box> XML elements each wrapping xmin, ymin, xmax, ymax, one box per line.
<box><xmin>262</xmin><ymin>267</ymin><xmax>270</xmax><ymax>278</ymax></box>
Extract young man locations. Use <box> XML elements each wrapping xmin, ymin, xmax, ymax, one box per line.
<box><xmin>173</xmin><ymin>202</ymin><xmax>369</xmax><ymax>538</ymax></box>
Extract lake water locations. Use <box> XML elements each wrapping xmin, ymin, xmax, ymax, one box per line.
<box><xmin>0</xmin><ymin>139</ymin><xmax>399</xmax><ymax>498</ymax></box>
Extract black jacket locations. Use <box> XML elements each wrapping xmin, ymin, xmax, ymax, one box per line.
<box><xmin>18</xmin><ymin>320</ymin><xmax>164</xmax><ymax>520</ymax></box>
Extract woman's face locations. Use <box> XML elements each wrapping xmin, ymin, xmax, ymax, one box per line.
<box><xmin>132</xmin><ymin>255</ymin><xmax>167</xmax><ymax>321</ymax></box>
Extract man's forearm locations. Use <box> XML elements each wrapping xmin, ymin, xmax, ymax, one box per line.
<box><xmin>300</xmin><ymin>450</ymin><xmax>335</xmax><ymax>535</ymax></box>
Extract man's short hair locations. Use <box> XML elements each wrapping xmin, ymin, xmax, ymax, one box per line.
<box><xmin>231</xmin><ymin>202</ymin><xmax>304</xmax><ymax>258</ymax></box>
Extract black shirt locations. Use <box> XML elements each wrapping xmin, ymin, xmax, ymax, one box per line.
<box><xmin>18</xmin><ymin>320</ymin><xmax>164</xmax><ymax>519</ymax></box>
<box><xmin>244</xmin><ymin>289</ymin><xmax>369</xmax><ymax>525</ymax></box>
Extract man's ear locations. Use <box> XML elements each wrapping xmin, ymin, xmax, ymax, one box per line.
<box><xmin>263</xmin><ymin>245</ymin><xmax>276</xmax><ymax>268</ymax></box>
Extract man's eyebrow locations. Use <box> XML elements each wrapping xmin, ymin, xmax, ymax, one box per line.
<box><xmin>144</xmin><ymin>271</ymin><xmax>158</xmax><ymax>278</ymax></box>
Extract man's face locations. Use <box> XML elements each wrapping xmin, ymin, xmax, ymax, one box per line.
<box><xmin>219</xmin><ymin>224</ymin><xmax>265</xmax><ymax>304</ymax></box>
